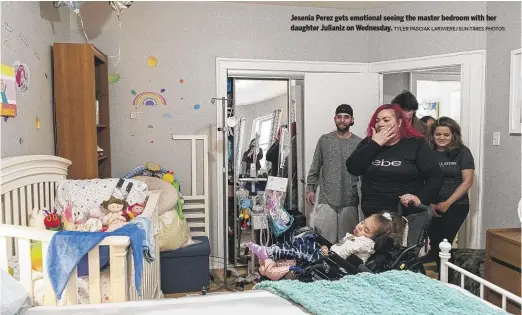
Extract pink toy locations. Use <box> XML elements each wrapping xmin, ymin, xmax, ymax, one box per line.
<box><xmin>128</xmin><ymin>202</ymin><xmax>146</xmax><ymax>217</ymax></box>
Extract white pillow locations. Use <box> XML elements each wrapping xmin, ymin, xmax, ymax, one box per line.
<box><xmin>132</xmin><ymin>176</ymin><xmax>179</xmax><ymax>215</ymax></box>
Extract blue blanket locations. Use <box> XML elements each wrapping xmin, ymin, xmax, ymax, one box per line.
<box><xmin>130</xmin><ymin>216</ymin><xmax>156</xmax><ymax>262</ymax></box>
<box><xmin>46</xmin><ymin>224</ymin><xmax>145</xmax><ymax>299</ymax></box>
<box><xmin>254</xmin><ymin>271</ymin><xmax>508</xmax><ymax>315</ymax></box>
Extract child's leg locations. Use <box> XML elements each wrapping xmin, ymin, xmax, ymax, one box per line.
<box><xmin>271</xmin><ymin>237</ymin><xmax>323</xmax><ymax>263</ymax></box>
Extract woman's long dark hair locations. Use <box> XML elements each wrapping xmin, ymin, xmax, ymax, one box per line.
<box><xmin>428</xmin><ymin>116</ymin><xmax>464</xmax><ymax>157</ymax></box>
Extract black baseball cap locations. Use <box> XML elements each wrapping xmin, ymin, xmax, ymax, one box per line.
<box><xmin>335</xmin><ymin>104</ymin><xmax>353</xmax><ymax>117</ymax></box>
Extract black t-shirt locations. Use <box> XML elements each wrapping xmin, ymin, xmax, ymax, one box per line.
<box><xmin>346</xmin><ymin>137</ymin><xmax>441</xmax><ymax>215</ymax></box>
<box><xmin>434</xmin><ymin>146</ymin><xmax>475</xmax><ymax>204</ymax></box>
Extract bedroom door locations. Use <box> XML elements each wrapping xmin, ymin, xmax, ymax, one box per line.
<box><xmin>302</xmin><ymin>73</ymin><xmax>381</xmax><ymax>220</ymax></box>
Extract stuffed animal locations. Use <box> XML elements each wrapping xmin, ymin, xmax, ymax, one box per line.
<box><xmin>43</xmin><ymin>208</ymin><xmax>62</xmax><ymax>231</ymax></box>
<box><xmin>84</xmin><ymin>208</ymin><xmax>104</xmax><ymax>232</ymax></box>
<box><xmin>129</xmin><ymin>202</ymin><xmax>146</xmax><ymax>217</ymax></box>
<box><xmin>28</xmin><ymin>208</ymin><xmax>47</xmax><ymax>230</ymax></box>
<box><xmin>100</xmin><ymin>197</ymin><xmax>129</xmax><ymax>232</ymax></box>
<box><xmin>72</xmin><ymin>206</ymin><xmax>88</xmax><ymax>231</ymax></box>
<box><xmin>61</xmin><ymin>202</ymin><xmax>76</xmax><ymax>231</ymax></box>
<box><xmin>162</xmin><ymin>171</ymin><xmax>174</xmax><ymax>184</ymax></box>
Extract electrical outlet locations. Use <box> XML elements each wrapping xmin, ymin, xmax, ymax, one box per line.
<box><xmin>493</xmin><ymin>132</ymin><xmax>500</xmax><ymax>146</ymax></box>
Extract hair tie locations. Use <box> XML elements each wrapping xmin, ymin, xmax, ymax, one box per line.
<box><xmin>382</xmin><ymin>212</ymin><xmax>392</xmax><ymax>221</ymax></box>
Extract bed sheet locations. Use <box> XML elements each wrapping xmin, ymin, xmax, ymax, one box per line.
<box><xmin>23</xmin><ymin>282</ymin><xmax>503</xmax><ymax>315</ymax></box>
<box><xmin>25</xmin><ymin>290</ymin><xmax>311</xmax><ymax>315</ymax></box>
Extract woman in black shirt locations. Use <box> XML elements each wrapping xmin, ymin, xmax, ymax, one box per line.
<box><xmin>423</xmin><ymin>117</ymin><xmax>475</xmax><ymax>266</ymax></box>
<box><xmin>346</xmin><ymin>104</ymin><xmax>443</xmax><ymax>245</ymax></box>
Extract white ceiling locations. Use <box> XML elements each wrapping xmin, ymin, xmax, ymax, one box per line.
<box><xmin>234</xmin><ymin>80</ymin><xmax>288</xmax><ymax>106</ymax></box>
<box><xmin>229</xmin><ymin>1</ymin><xmax>404</xmax><ymax>10</ymax></box>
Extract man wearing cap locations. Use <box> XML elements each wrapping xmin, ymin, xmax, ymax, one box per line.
<box><xmin>306</xmin><ymin>104</ymin><xmax>362</xmax><ymax>243</ymax></box>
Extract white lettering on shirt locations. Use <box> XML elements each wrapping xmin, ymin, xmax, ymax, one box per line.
<box><xmin>372</xmin><ymin>159</ymin><xmax>402</xmax><ymax>167</ymax></box>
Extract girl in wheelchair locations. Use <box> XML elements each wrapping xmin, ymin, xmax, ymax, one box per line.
<box><xmin>248</xmin><ymin>211</ymin><xmax>406</xmax><ymax>280</ymax></box>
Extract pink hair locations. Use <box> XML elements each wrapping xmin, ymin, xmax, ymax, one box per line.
<box><xmin>366</xmin><ymin>104</ymin><xmax>424</xmax><ymax>139</ymax></box>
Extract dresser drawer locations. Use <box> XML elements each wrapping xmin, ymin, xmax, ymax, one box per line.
<box><xmin>487</xmin><ymin>234</ymin><xmax>521</xmax><ymax>268</ymax></box>
<box><xmin>486</xmin><ymin>259</ymin><xmax>521</xmax><ymax>296</ymax></box>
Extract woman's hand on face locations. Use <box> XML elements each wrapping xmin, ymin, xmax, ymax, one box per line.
<box><xmin>400</xmin><ymin>194</ymin><xmax>421</xmax><ymax>207</ymax></box>
<box><xmin>371</xmin><ymin>125</ymin><xmax>396</xmax><ymax>146</ymax></box>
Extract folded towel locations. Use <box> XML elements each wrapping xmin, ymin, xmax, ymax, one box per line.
<box><xmin>254</xmin><ymin>270</ymin><xmax>508</xmax><ymax>315</ymax></box>
<box><xmin>46</xmin><ymin>224</ymin><xmax>145</xmax><ymax>299</ymax></box>
<box><xmin>130</xmin><ymin>216</ymin><xmax>156</xmax><ymax>262</ymax></box>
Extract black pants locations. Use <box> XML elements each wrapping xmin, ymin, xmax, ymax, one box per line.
<box><xmin>425</xmin><ymin>203</ymin><xmax>469</xmax><ymax>271</ymax></box>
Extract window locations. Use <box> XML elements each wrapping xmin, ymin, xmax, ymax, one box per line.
<box><xmin>251</xmin><ymin>113</ymin><xmax>274</xmax><ymax>168</ymax></box>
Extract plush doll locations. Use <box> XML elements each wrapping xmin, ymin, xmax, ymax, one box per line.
<box><xmin>72</xmin><ymin>206</ymin><xmax>88</xmax><ymax>231</ymax></box>
<box><xmin>28</xmin><ymin>208</ymin><xmax>47</xmax><ymax>230</ymax></box>
<box><xmin>43</xmin><ymin>208</ymin><xmax>62</xmax><ymax>231</ymax></box>
<box><xmin>84</xmin><ymin>208</ymin><xmax>104</xmax><ymax>232</ymax></box>
<box><xmin>128</xmin><ymin>202</ymin><xmax>146</xmax><ymax>217</ymax></box>
<box><xmin>100</xmin><ymin>197</ymin><xmax>129</xmax><ymax>232</ymax></box>
<box><xmin>61</xmin><ymin>202</ymin><xmax>76</xmax><ymax>231</ymax></box>
<box><xmin>162</xmin><ymin>171</ymin><xmax>174</xmax><ymax>184</ymax></box>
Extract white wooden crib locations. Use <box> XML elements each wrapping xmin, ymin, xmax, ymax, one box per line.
<box><xmin>0</xmin><ymin>155</ymin><xmax>163</xmax><ymax>306</ymax></box>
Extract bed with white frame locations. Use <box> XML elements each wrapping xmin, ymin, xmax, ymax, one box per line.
<box><xmin>0</xmin><ymin>155</ymin><xmax>163</xmax><ymax>307</ymax></box>
<box><xmin>19</xmin><ymin>240</ymin><xmax>522</xmax><ymax>313</ymax></box>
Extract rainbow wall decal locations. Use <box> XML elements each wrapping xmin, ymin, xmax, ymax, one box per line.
<box><xmin>132</xmin><ymin>92</ymin><xmax>167</xmax><ymax>106</ymax></box>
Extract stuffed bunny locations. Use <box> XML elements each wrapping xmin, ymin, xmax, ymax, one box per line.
<box><xmin>28</xmin><ymin>208</ymin><xmax>47</xmax><ymax>230</ymax></box>
<box><xmin>84</xmin><ymin>208</ymin><xmax>104</xmax><ymax>232</ymax></box>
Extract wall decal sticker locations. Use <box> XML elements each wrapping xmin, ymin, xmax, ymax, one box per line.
<box><xmin>132</xmin><ymin>91</ymin><xmax>167</xmax><ymax>106</ymax></box>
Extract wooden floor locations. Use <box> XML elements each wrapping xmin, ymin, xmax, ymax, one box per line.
<box><xmin>164</xmin><ymin>263</ymin><xmax>439</xmax><ymax>298</ymax></box>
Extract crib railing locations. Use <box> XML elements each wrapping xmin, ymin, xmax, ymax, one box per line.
<box><xmin>0</xmin><ymin>190</ymin><xmax>162</xmax><ymax>306</ymax></box>
<box><xmin>439</xmin><ymin>239</ymin><xmax>522</xmax><ymax>312</ymax></box>
<box><xmin>0</xmin><ymin>224</ymin><xmax>130</xmax><ymax>305</ymax></box>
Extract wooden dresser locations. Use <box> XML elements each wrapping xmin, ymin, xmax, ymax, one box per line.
<box><xmin>484</xmin><ymin>228</ymin><xmax>521</xmax><ymax>314</ymax></box>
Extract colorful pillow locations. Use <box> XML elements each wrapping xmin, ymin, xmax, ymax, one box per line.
<box><xmin>132</xmin><ymin>176</ymin><xmax>179</xmax><ymax>215</ymax></box>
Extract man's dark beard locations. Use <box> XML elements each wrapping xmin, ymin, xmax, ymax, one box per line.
<box><xmin>336</xmin><ymin>124</ymin><xmax>348</xmax><ymax>132</ymax></box>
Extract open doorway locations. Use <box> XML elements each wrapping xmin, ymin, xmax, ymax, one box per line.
<box><xmin>226</xmin><ymin>77</ymin><xmax>304</xmax><ymax>272</ymax></box>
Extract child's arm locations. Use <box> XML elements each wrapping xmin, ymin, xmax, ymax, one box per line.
<box><xmin>330</xmin><ymin>237</ymin><xmax>374</xmax><ymax>259</ymax></box>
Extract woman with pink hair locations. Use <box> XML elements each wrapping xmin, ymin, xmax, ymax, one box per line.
<box><xmin>346</xmin><ymin>104</ymin><xmax>443</xmax><ymax>245</ymax></box>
